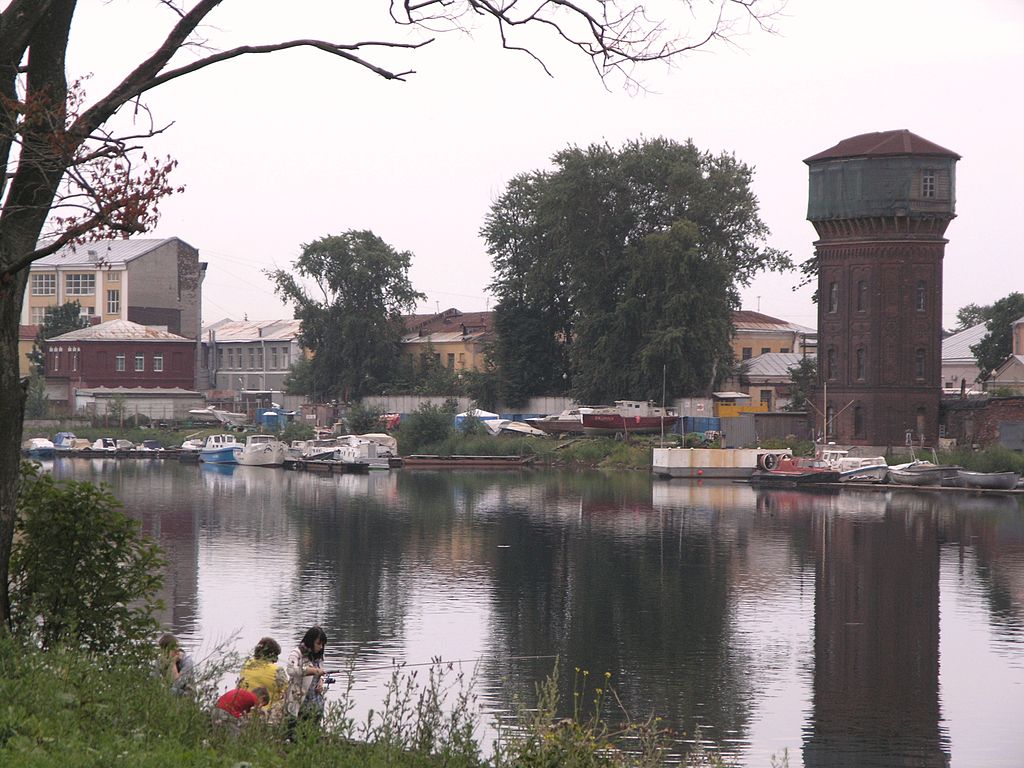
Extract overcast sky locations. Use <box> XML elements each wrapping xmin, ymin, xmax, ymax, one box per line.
<box><xmin>66</xmin><ymin>0</ymin><xmax>1024</xmax><ymax>331</ymax></box>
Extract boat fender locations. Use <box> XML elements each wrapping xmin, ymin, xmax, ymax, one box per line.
<box><xmin>759</xmin><ymin>453</ymin><xmax>778</xmax><ymax>471</ymax></box>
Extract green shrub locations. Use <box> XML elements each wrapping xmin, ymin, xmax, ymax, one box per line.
<box><xmin>11</xmin><ymin>464</ymin><xmax>165</xmax><ymax>662</ymax></box>
<box><xmin>398</xmin><ymin>402</ymin><xmax>456</xmax><ymax>454</ymax></box>
<box><xmin>280</xmin><ymin>421</ymin><xmax>316</xmax><ymax>444</ymax></box>
<box><xmin>347</xmin><ymin>403</ymin><xmax>385</xmax><ymax>435</ymax></box>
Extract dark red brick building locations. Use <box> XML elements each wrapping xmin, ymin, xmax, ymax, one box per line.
<box><xmin>805</xmin><ymin>130</ymin><xmax>959</xmax><ymax>447</ymax></box>
<box><xmin>45</xmin><ymin>319</ymin><xmax>196</xmax><ymax>405</ymax></box>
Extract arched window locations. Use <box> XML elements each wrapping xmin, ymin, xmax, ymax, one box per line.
<box><xmin>853</xmin><ymin>405</ymin><xmax>864</xmax><ymax>438</ymax></box>
<box><xmin>827</xmin><ymin>347</ymin><xmax>837</xmax><ymax>380</ymax></box>
<box><xmin>915</xmin><ymin>281</ymin><xmax>926</xmax><ymax>312</ymax></box>
<box><xmin>826</xmin><ymin>405</ymin><xmax>836</xmax><ymax>439</ymax></box>
<box><xmin>855</xmin><ymin>348</ymin><xmax>865</xmax><ymax>381</ymax></box>
<box><xmin>856</xmin><ymin>280</ymin><xmax>868</xmax><ymax>312</ymax></box>
<box><xmin>915</xmin><ymin>348</ymin><xmax>926</xmax><ymax>379</ymax></box>
<box><xmin>828</xmin><ymin>282</ymin><xmax>839</xmax><ymax>314</ymax></box>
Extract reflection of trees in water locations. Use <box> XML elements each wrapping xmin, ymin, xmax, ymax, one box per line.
<box><xmin>932</xmin><ymin>492</ymin><xmax>1024</xmax><ymax>640</ymax></box>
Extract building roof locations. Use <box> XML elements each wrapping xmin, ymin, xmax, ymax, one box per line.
<box><xmin>805</xmin><ymin>130</ymin><xmax>960</xmax><ymax>163</ymax></box>
<box><xmin>75</xmin><ymin>386</ymin><xmax>201</xmax><ymax>396</ymax></box>
<box><xmin>942</xmin><ymin>322</ymin><xmax>987</xmax><ymax>363</ymax></box>
<box><xmin>403</xmin><ymin>308</ymin><xmax>493</xmax><ymax>336</ymax></box>
<box><xmin>31</xmin><ymin>237</ymin><xmax>194</xmax><ymax>268</ymax></box>
<box><xmin>742</xmin><ymin>352</ymin><xmax>811</xmax><ymax>380</ymax></box>
<box><xmin>992</xmin><ymin>355</ymin><xmax>1024</xmax><ymax>381</ymax></box>
<box><xmin>49</xmin><ymin>319</ymin><xmax>190</xmax><ymax>342</ymax></box>
<box><xmin>732</xmin><ymin>310</ymin><xmax>815</xmax><ymax>335</ymax></box>
<box><xmin>202</xmin><ymin>318</ymin><xmax>302</xmax><ymax>342</ymax></box>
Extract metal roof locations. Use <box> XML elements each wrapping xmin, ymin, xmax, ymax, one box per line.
<box><xmin>733</xmin><ymin>310</ymin><xmax>815</xmax><ymax>335</ymax></box>
<box><xmin>31</xmin><ymin>238</ymin><xmax>193</xmax><ymax>268</ymax></box>
<box><xmin>805</xmin><ymin>130</ymin><xmax>960</xmax><ymax>163</ymax></box>
<box><xmin>50</xmin><ymin>319</ymin><xmax>190</xmax><ymax>342</ymax></box>
<box><xmin>75</xmin><ymin>386</ymin><xmax>201</xmax><ymax>396</ymax></box>
<box><xmin>942</xmin><ymin>323</ymin><xmax>987</xmax><ymax>363</ymax></box>
<box><xmin>202</xmin><ymin>318</ymin><xmax>302</xmax><ymax>342</ymax></box>
<box><xmin>742</xmin><ymin>352</ymin><xmax>811</xmax><ymax>379</ymax></box>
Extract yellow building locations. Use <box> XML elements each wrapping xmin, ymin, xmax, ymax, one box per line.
<box><xmin>731</xmin><ymin>310</ymin><xmax>815</xmax><ymax>362</ymax></box>
<box><xmin>402</xmin><ymin>308</ymin><xmax>493</xmax><ymax>373</ymax></box>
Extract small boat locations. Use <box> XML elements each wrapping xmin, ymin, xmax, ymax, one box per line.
<box><xmin>53</xmin><ymin>432</ymin><xmax>89</xmax><ymax>452</ymax></box>
<box><xmin>525</xmin><ymin>408</ymin><xmax>595</xmax><ymax>436</ymax></box>
<box><xmin>334</xmin><ymin>435</ymin><xmax>391</xmax><ymax>470</ymax></box>
<box><xmin>652</xmin><ymin>447</ymin><xmax>792</xmax><ymax>479</ymax></box>
<box><xmin>301</xmin><ymin>438</ymin><xmax>341</xmax><ymax>460</ymax></box>
<box><xmin>138</xmin><ymin>439</ymin><xmax>165</xmax><ymax>451</ymax></box>
<box><xmin>21</xmin><ymin>437</ymin><xmax>55</xmax><ymax>458</ymax></box>
<box><xmin>956</xmin><ymin>470</ymin><xmax>1021</xmax><ymax>491</ymax></box>
<box><xmin>749</xmin><ymin>455</ymin><xmax>841</xmax><ymax>486</ymax></box>
<box><xmin>888</xmin><ymin>462</ymin><xmax>945</xmax><ymax>487</ymax></box>
<box><xmin>818</xmin><ymin>447</ymin><xmax>889</xmax><ymax>483</ymax></box>
<box><xmin>237</xmin><ymin>434</ymin><xmax>286</xmax><ymax>467</ymax></box>
<box><xmin>199</xmin><ymin>434</ymin><xmax>242</xmax><ymax>464</ymax></box>
<box><xmin>90</xmin><ymin>437</ymin><xmax>118</xmax><ymax>452</ymax></box>
<box><xmin>581</xmin><ymin>401</ymin><xmax>679</xmax><ymax>436</ymax></box>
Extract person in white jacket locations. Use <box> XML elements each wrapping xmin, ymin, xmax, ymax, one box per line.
<box><xmin>284</xmin><ymin>626</ymin><xmax>327</xmax><ymax>740</ymax></box>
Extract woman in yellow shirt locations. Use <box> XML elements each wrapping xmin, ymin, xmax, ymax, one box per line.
<box><xmin>238</xmin><ymin>637</ymin><xmax>287</xmax><ymax>720</ymax></box>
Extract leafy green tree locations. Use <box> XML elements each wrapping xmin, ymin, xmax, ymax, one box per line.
<box><xmin>970</xmin><ymin>293</ymin><xmax>1024</xmax><ymax>381</ymax></box>
<box><xmin>282</xmin><ymin>356</ymin><xmax>314</xmax><ymax>396</ymax></box>
<box><xmin>24</xmin><ymin>369</ymin><xmax>49</xmax><ymax>419</ymax></box>
<box><xmin>347</xmin><ymin>403</ymin><xmax>385</xmax><ymax>435</ymax></box>
<box><xmin>784</xmin><ymin>356</ymin><xmax>817</xmax><ymax>412</ymax></box>
<box><xmin>953</xmin><ymin>302</ymin><xmax>993</xmax><ymax>332</ymax></box>
<box><xmin>27</xmin><ymin>301</ymin><xmax>90</xmax><ymax>374</ymax></box>
<box><xmin>11</xmin><ymin>465</ymin><xmax>164</xmax><ymax>661</ymax></box>
<box><xmin>398</xmin><ymin>402</ymin><xmax>456</xmax><ymax>454</ymax></box>
<box><xmin>269</xmin><ymin>231</ymin><xmax>424</xmax><ymax>402</ymax></box>
<box><xmin>484</xmin><ymin>138</ymin><xmax>790</xmax><ymax>404</ymax></box>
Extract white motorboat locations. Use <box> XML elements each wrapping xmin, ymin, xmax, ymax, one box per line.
<box><xmin>818</xmin><ymin>447</ymin><xmax>889</xmax><ymax>483</ymax></box>
<box><xmin>90</xmin><ymin>437</ymin><xmax>118</xmax><ymax>452</ymax></box>
<box><xmin>21</xmin><ymin>437</ymin><xmax>55</xmax><ymax>458</ymax></box>
<box><xmin>334</xmin><ymin>435</ymin><xmax>390</xmax><ymax>470</ymax></box>
<box><xmin>198</xmin><ymin>434</ymin><xmax>242</xmax><ymax>464</ymax></box>
<box><xmin>237</xmin><ymin>434</ymin><xmax>287</xmax><ymax>467</ymax></box>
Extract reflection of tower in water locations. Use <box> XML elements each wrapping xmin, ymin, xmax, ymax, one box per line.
<box><xmin>804</xmin><ymin>492</ymin><xmax>949</xmax><ymax>767</ymax></box>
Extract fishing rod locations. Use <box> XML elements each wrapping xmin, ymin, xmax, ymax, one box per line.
<box><xmin>321</xmin><ymin>654</ymin><xmax>557</xmax><ymax>676</ymax></box>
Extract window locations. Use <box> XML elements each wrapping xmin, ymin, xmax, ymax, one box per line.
<box><xmin>922</xmin><ymin>170</ymin><xmax>936</xmax><ymax>198</ymax></box>
<box><xmin>106</xmin><ymin>270</ymin><xmax>120</xmax><ymax>283</ymax></box>
<box><xmin>153</xmin><ymin>354</ymin><xmax>164</xmax><ymax>372</ymax></box>
<box><xmin>828</xmin><ymin>281</ymin><xmax>838</xmax><ymax>313</ymax></box>
<box><xmin>742</xmin><ymin>347</ymin><xmax>752</xmax><ymax>360</ymax></box>
<box><xmin>30</xmin><ymin>306</ymin><xmax>48</xmax><ymax>325</ymax></box>
<box><xmin>856</xmin><ymin>348</ymin><xmax>865</xmax><ymax>380</ymax></box>
<box><xmin>826</xmin><ymin>405</ymin><xmax>836</xmax><ymax>439</ymax></box>
<box><xmin>217</xmin><ymin>348</ymin><xmax>224</xmax><ymax>369</ymax></box>
<box><xmin>227</xmin><ymin>349</ymin><xmax>235</xmax><ymax>369</ymax></box>
<box><xmin>270</xmin><ymin>347</ymin><xmax>279</xmax><ymax>369</ymax></box>
<box><xmin>116</xmin><ymin>354</ymin><xmax>125</xmax><ymax>372</ymax></box>
<box><xmin>761</xmin><ymin>347</ymin><xmax>771</xmax><ymax>355</ymax></box>
<box><xmin>135</xmin><ymin>353</ymin><xmax>145</xmax><ymax>372</ymax></box>
<box><xmin>915</xmin><ymin>348</ymin><xmax>926</xmax><ymax>379</ymax></box>
<box><xmin>780</xmin><ymin>347</ymin><xmax>790</xmax><ymax>354</ymax></box>
<box><xmin>915</xmin><ymin>281</ymin><xmax>926</xmax><ymax>312</ymax></box>
<box><xmin>106</xmin><ymin>289</ymin><xmax>120</xmax><ymax>314</ymax></box>
<box><xmin>856</xmin><ymin>280</ymin><xmax>868</xmax><ymax>312</ymax></box>
<box><xmin>759</xmin><ymin>390</ymin><xmax>772</xmax><ymax>409</ymax></box>
<box><xmin>257</xmin><ymin>348</ymin><xmax>264</xmax><ymax>369</ymax></box>
<box><xmin>827</xmin><ymin>348</ymin><xmax>837</xmax><ymax>380</ymax></box>
<box><xmin>458</xmin><ymin>352</ymin><xmax>466</xmax><ymax>368</ymax></box>
<box><xmin>51</xmin><ymin>350</ymin><xmax>59</xmax><ymax>372</ymax></box>
<box><xmin>853</xmin><ymin>406</ymin><xmax>864</xmax><ymax>438</ymax></box>
<box><xmin>79</xmin><ymin>304</ymin><xmax>95</xmax><ymax>317</ymax></box>
<box><xmin>447</xmin><ymin>353</ymin><xmax>455</xmax><ymax>369</ymax></box>
<box><xmin>65</xmin><ymin>273</ymin><xmax>95</xmax><ymax>295</ymax></box>
<box><xmin>31</xmin><ymin>273</ymin><xmax>56</xmax><ymax>295</ymax></box>
<box><xmin>248</xmin><ymin>348</ymin><xmax>255</xmax><ymax>370</ymax></box>
<box><xmin>71</xmin><ymin>351</ymin><xmax>79</xmax><ymax>372</ymax></box>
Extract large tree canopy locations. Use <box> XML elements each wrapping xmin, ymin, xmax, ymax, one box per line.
<box><xmin>0</xmin><ymin>0</ymin><xmax>778</xmax><ymax>628</ymax></box>
<box><xmin>970</xmin><ymin>292</ymin><xmax>1024</xmax><ymax>382</ymax></box>
<box><xmin>269</xmin><ymin>231</ymin><xmax>423</xmax><ymax>401</ymax></box>
<box><xmin>483</xmin><ymin>137</ymin><xmax>790</xmax><ymax>405</ymax></box>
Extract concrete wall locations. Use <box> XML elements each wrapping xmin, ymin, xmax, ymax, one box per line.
<box><xmin>942</xmin><ymin>396</ymin><xmax>1024</xmax><ymax>448</ymax></box>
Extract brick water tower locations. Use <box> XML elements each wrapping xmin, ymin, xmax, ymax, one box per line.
<box><xmin>805</xmin><ymin>130</ymin><xmax>959</xmax><ymax>447</ymax></box>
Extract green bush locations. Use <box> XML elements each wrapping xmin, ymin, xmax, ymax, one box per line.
<box><xmin>280</xmin><ymin>421</ymin><xmax>316</xmax><ymax>444</ymax></box>
<box><xmin>398</xmin><ymin>402</ymin><xmax>456</xmax><ymax>454</ymax></box>
<box><xmin>11</xmin><ymin>464</ymin><xmax>165</xmax><ymax>661</ymax></box>
<box><xmin>347</xmin><ymin>403</ymin><xmax>385</xmax><ymax>435</ymax></box>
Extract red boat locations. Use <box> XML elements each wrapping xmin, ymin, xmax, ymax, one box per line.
<box><xmin>581</xmin><ymin>400</ymin><xmax>678</xmax><ymax>436</ymax></box>
<box><xmin>749</xmin><ymin>455</ymin><xmax>841</xmax><ymax>486</ymax></box>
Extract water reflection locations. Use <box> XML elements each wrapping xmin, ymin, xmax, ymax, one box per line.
<box><xmin>48</xmin><ymin>460</ymin><xmax>1024</xmax><ymax>767</ymax></box>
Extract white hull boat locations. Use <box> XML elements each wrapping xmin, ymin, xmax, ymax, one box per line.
<box><xmin>238</xmin><ymin>435</ymin><xmax>287</xmax><ymax>467</ymax></box>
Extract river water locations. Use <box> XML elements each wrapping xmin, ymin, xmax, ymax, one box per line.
<box><xmin>48</xmin><ymin>458</ymin><xmax>1024</xmax><ymax>767</ymax></box>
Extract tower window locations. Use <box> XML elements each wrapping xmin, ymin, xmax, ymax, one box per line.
<box><xmin>853</xmin><ymin>406</ymin><xmax>864</xmax><ymax>438</ymax></box>
<box><xmin>856</xmin><ymin>280</ymin><xmax>868</xmax><ymax>312</ymax></box>
<box><xmin>915</xmin><ymin>348</ymin><xmax>926</xmax><ymax>379</ymax></box>
<box><xmin>826</xmin><ymin>405</ymin><xmax>836</xmax><ymax>439</ymax></box>
<box><xmin>827</xmin><ymin>348</ymin><xmax>837</xmax><ymax>381</ymax></box>
<box><xmin>915</xmin><ymin>281</ymin><xmax>926</xmax><ymax>312</ymax></box>
<box><xmin>828</xmin><ymin>282</ymin><xmax>839</xmax><ymax>314</ymax></box>
<box><xmin>922</xmin><ymin>170</ymin><xmax>936</xmax><ymax>198</ymax></box>
<box><xmin>856</xmin><ymin>348</ymin><xmax>865</xmax><ymax>381</ymax></box>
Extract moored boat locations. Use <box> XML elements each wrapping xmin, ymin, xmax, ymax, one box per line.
<box><xmin>90</xmin><ymin>437</ymin><xmax>118</xmax><ymax>452</ymax></box>
<box><xmin>237</xmin><ymin>434</ymin><xmax>286</xmax><ymax>467</ymax></box>
<box><xmin>21</xmin><ymin>437</ymin><xmax>55</xmax><ymax>458</ymax></box>
<box><xmin>334</xmin><ymin>435</ymin><xmax>390</xmax><ymax>470</ymax></box>
<box><xmin>581</xmin><ymin>400</ymin><xmax>678</xmax><ymax>436</ymax></box>
<box><xmin>956</xmin><ymin>470</ymin><xmax>1021</xmax><ymax>491</ymax></box>
<box><xmin>652</xmin><ymin>447</ymin><xmax>792</xmax><ymax>479</ymax></box>
<box><xmin>525</xmin><ymin>408</ymin><xmax>595</xmax><ymax>435</ymax></box>
<box><xmin>198</xmin><ymin>434</ymin><xmax>242</xmax><ymax>464</ymax></box>
<box><xmin>818</xmin><ymin>447</ymin><xmax>889</xmax><ymax>483</ymax></box>
<box><xmin>749</xmin><ymin>455</ymin><xmax>841</xmax><ymax>486</ymax></box>
<box><xmin>887</xmin><ymin>462</ymin><xmax>945</xmax><ymax>487</ymax></box>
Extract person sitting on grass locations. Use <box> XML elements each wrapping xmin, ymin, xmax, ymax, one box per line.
<box><xmin>211</xmin><ymin>686</ymin><xmax>270</xmax><ymax>736</ymax></box>
<box><xmin>155</xmin><ymin>633</ymin><xmax>195</xmax><ymax>696</ymax></box>
<box><xmin>238</xmin><ymin>636</ymin><xmax>287</xmax><ymax>721</ymax></box>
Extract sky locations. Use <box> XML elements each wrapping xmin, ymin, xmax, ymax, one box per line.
<box><xmin>64</xmin><ymin>0</ymin><xmax>1024</xmax><ymax>332</ymax></box>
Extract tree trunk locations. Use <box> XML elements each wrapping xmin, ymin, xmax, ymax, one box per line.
<box><xmin>0</xmin><ymin>267</ymin><xmax>29</xmax><ymax>627</ymax></box>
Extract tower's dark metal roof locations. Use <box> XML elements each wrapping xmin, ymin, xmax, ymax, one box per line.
<box><xmin>805</xmin><ymin>130</ymin><xmax>960</xmax><ymax>163</ymax></box>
